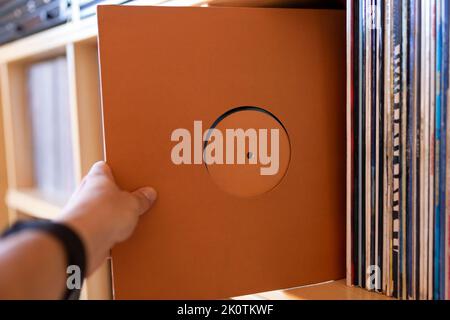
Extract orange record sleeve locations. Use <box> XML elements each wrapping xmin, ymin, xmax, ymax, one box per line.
<box><xmin>97</xmin><ymin>5</ymin><xmax>346</xmax><ymax>299</ymax></box>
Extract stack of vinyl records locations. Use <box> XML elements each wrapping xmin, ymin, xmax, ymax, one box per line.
<box><xmin>27</xmin><ymin>57</ymin><xmax>76</xmax><ymax>202</ymax></box>
<box><xmin>348</xmin><ymin>0</ymin><xmax>450</xmax><ymax>299</ymax></box>
<box><xmin>0</xmin><ymin>0</ymin><xmax>70</xmax><ymax>45</ymax></box>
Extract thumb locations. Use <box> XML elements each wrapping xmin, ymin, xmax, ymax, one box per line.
<box><xmin>131</xmin><ymin>187</ymin><xmax>157</xmax><ymax>215</ymax></box>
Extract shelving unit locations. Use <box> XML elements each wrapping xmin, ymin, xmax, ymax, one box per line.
<box><xmin>0</xmin><ymin>0</ymin><xmax>377</xmax><ymax>300</ymax></box>
<box><xmin>0</xmin><ymin>0</ymin><xmax>124</xmax><ymax>300</ymax></box>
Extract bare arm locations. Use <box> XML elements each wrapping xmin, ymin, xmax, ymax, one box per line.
<box><xmin>0</xmin><ymin>161</ymin><xmax>156</xmax><ymax>299</ymax></box>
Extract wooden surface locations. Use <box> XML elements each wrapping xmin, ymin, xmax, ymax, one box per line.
<box><xmin>234</xmin><ymin>280</ymin><xmax>392</xmax><ymax>300</ymax></box>
<box><xmin>5</xmin><ymin>189</ymin><xmax>63</xmax><ymax>220</ymax></box>
<box><xmin>67</xmin><ymin>40</ymin><xmax>111</xmax><ymax>299</ymax></box>
<box><xmin>0</xmin><ymin>77</ymin><xmax>8</xmax><ymax>231</ymax></box>
<box><xmin>0</xmin><ymin>18</ymin><xmax>97</xmax><ymax>64</ymax></box>
<box><xmin>67</xmin><ymin>40</ymin><xmax>104</xmax><ymax>180</ymax></box>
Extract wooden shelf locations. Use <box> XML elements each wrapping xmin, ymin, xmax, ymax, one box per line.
<box><xmin>234</xmin><ymin>280</ymin><xmax>392</xmax><ymax>300</ymax></box>
<box><xmin>5</xmin><ymin>189</ymin><xmax>65</xmax><ymax>220</ymax></box>
<box><xmin>0</xmin><ymin>17</ymin><xmax>97</xmax><ymax>64</ymax></box>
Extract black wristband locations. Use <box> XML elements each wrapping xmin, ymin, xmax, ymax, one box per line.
<box><xmin>1</xmin><ymin>220</ymin><xmax>87</xmax><ymax>300</ymax></box>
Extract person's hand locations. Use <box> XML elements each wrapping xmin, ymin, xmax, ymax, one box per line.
<box><xmin>57</xmin><ymin>161</ymin><xmax>157</xmax><ymax>275</ymax></box>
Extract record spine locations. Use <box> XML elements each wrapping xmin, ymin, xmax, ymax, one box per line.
<box><xmin>391</xmin><ymin>0</ymin><xmax>403</xmax><ymax>298</ymax></box>
<box><xmin>438</xmin><ymin>0</ymin><xmax>449</xmax><ymax>300</ymax></box>
<box><xmin>383</xmin><ymin>0</ymin><xmax>393</xmax><ymax>295</ymax></box>
<box><xmin>347</xmin><ymin>0</ymin><xmax>354</xmax><ymax>287</ymax></box>
<box><xmin>428</xmin><ymin>0</ymin><xmax>437</xmax><ymax>300</ymax></box>
<box><xmin>359</xmin><ymin>0</ymin><xmax>367</xmax><ymax>288</ymax></box>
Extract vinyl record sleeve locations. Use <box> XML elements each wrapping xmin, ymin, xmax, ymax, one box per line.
<box><xmin>97</xmin><ymin>6</ymin><xmax>346</xmax><ymax>299</ymax></box>
<box><xmin>356</xmin><ymin>0</ymin><xmax>367</xmax><ymax>288</ymax></box>
<box><xmin>428</xmin><ymin>0</ymin><xmax>437</xmax><ymax>300</ymax></box>
<box><xmin>346</xmin><ymin>0</ymin><xmax>355</xmax><ymax>287</ymax></box>
<box><xmin>382</xmin><ymin>0</ymin><xmax>392</xmax><ymax>295</ymax></box>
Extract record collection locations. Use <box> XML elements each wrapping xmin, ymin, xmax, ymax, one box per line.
<box><xmin>348</xmin><ymin>0</ymin><xmax>450</xmax><ymax>299</ymax></box>
<box><xmin>27</xmin><ymin>57</ymin><xmax>76</xmax><ymax>202</ymax></box>
<box><xmin>0</xmin><ymin>0</ymin><xmax>70</xmax><ymax>45</ymax></box>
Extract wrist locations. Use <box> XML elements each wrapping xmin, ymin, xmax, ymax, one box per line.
<box><xmin>57</xmin><ymin>207</ymin><xmax>114</xmax><ymax>275</ymax></box>
<box><xmin>1</xmin><ymin>220</ymin><xmax>87</xmax><ymax>299</ymax></box>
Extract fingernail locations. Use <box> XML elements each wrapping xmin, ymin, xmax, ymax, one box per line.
<box><xmin>140</xmin><ymin>187</ymin><xmax>157</xmax><ymax>203</ymax></box>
